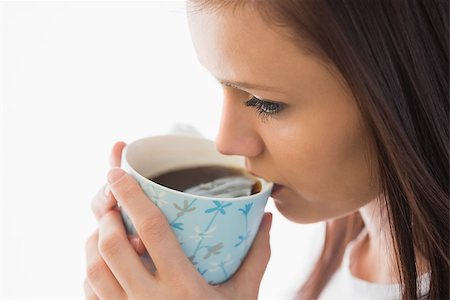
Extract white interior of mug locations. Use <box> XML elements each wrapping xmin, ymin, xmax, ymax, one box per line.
<box><xmin>124</xmin><ymin>134</ymin><xmax>244</xmax><ymax>177</ymax></box>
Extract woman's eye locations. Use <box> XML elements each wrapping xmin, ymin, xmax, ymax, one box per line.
<box><xmin>244</xmin><ymin>96</ymin><xmax>285</xmax><ymax>121</ymax></box>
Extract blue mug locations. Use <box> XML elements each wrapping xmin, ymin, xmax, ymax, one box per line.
<box><xmin>120</xmin><ymin>134</ymin><xmax>273</xmax><ymax>284</ymax></box>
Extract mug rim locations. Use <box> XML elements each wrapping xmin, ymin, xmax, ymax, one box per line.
<box><xmin>123</xmin><ymin>134</ymin><xmax>274</xmax><ymax>201</ymax></box>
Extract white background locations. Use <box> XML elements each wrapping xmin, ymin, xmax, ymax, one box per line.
<box><xmin>0</xmin><ymin>1</ymin><xmax>324</xmax><ymax>299</ymax></box>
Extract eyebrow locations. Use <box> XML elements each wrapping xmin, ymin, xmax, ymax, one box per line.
<box><xmin>217</xmin><ymin>78</ymin><xmax>279</xmax><ymax>93</ymax></box>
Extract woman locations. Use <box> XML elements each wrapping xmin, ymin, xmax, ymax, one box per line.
<box><xmin>84</xmin><ymin>0</ymin><xmax>449</xmax><ymax>299</ymax></box>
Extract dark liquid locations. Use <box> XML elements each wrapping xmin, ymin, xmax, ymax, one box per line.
<box><xmin>149</xmin><ymin>165</ymin><xmax>262</xmax><ymax>195</ymax></box>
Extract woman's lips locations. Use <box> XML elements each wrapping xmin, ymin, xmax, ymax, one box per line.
<box><xmin>247</xmin><ymin>169</ymin><xmax>283</xmax><ymax>196</ymax></box>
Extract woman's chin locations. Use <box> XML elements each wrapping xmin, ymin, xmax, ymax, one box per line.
<box><xmin>271</xmin><ymin>188</ymin><xmax>325</xmax><ymax>224</ymax></box>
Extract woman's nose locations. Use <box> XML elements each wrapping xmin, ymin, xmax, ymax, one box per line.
<box><xmin>215</xmin><ymin>91</ymin><xmax>264</xmax><ymax>157</ymax></box>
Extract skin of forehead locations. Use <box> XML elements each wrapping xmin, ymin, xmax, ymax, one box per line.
<box><xmin>187</xmin><ymin>2</ymin><xmax>347</xmax><ymax>98</ymax></box>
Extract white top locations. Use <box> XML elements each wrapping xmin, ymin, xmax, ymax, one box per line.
<box><xmin>319</xmin><ymin>233</ymin><xmax>430</xmax><ymax>300</ymax></box>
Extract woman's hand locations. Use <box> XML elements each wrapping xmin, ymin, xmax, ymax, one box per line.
<box><xmin>84</xmin><ymin>142</ymin><xmax>272</xmax><ymax>300</ymax></box>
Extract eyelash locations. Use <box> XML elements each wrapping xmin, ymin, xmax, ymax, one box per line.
<box><xmin>244</xmin><ymin>96</ymin><xmax>285</xmax><ymax>121</ymax></box>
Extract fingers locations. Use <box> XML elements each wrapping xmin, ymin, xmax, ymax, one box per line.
<box><xmin>84</xmin><ymin>278</ymin><xmax>99</xmax><ymax>300</ymax></box>
<box><xmin>226</xmin><ymin>213</ymin><xmax>272</xmax><ymax>297</ymax></box>
<box><xmin>110</xmin><ymin>141</ymin><xmax>126</xmax><ymax>168</ymax></box>
<box><xmin>98</xmin><ymin>209</ymin><xmax>154</xmax><ymax>294</ymax></box>
<box><xmin>85</xmin><ymin>230</ymin><xmax>125</xmax><ymax>300</ymax></box>
<box><xmin>91</xmin><ymin>184</ymin><xmax>119</xmax><ymax>221</ymax></box>
<box><xmin>91</xmin><ymin>142</ymin><xmax>127</xmax><ymax>221</ymax></box>
<box><xmin>107</xmin><ymin>167</ymin><xmax>197</xmax><ymax>280</ymax></box>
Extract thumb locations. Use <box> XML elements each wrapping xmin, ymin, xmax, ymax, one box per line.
<box><xmin>109</xmin><ymin>141</ymin><xmax>127</xmax><ymax>168</ymax></box>
<box><xmin>225</xmin><ymin>212</ymin><xmax>272</xmax><ymax>298</ymax></box>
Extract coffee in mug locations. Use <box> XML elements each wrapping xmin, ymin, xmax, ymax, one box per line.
<box><xmin>149</xmin><ymin>165</ymin><xmax>262</xmax><ymax>198</ymax></box>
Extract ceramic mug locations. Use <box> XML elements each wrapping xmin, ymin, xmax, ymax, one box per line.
<box><xmin>119</xmin><ymin>134</ymin><xmax>273</xmax><ymax>284</ymax></box>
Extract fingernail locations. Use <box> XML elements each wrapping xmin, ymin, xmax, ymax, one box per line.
<box><xmin>104</xmin><ymin>185</ymin><xmax>110</xmax><ymax>197</ymax></box>
<box><xmin>104</xmin><ymin>186</ymin><xmax>114</xmax><ymax>204</ymax></box>
<box><xmin>130</xmin><ymin>237</ymin><xmax>138</xmax><ymax>249</ymax></box>
<box><xmin>130</xmin><ymin>237</ymin><xmax>142</xmax><ymax>252</ymax></box>
<box><xmin>107</xmin><ymin>167</ymin><xmax>126</xmax><ymax>184</ymax></box>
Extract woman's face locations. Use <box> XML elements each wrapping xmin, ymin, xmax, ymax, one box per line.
<box><xmin>187</xmin><ymin>4</ymin><xmax>379</xmax><ymax>223</ymax></box>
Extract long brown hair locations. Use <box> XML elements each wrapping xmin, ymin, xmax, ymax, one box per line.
<box><xmin>189</xmin><ymin>0</ymin><xmax>449</xmax><ymax>299</ymax></box>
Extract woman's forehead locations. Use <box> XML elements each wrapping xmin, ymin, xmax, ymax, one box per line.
<box><xmin>187</xmin><ymin>6</ymin><xmax>317</xmax><ymax>96</ymax></box>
